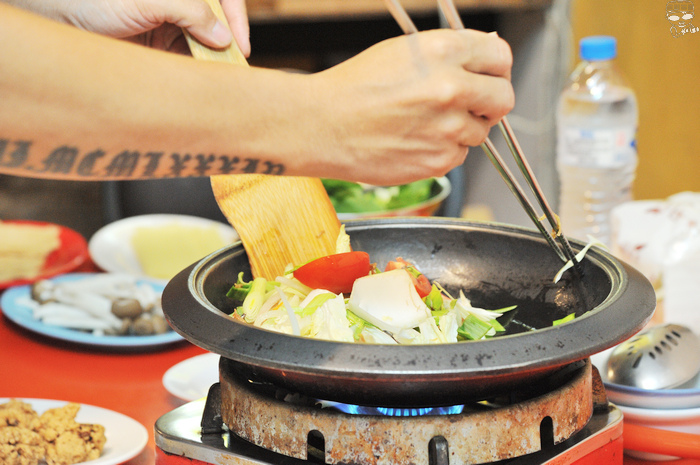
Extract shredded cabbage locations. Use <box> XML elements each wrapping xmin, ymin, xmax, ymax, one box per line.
<box><xmin>228</xmin><ymin>266</ymin><xmax>516</xmax><ymax>345</ymax></box>
<box><xmin>227</xmin><ymin>231</ymin><xmax>520</xmax><ymax>344</ymax></box>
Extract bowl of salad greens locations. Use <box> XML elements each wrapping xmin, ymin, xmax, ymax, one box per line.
<box><xmin>321</xmin><ymin>177</ymin><xmax>451</xmax><ymax>220</ymax></box>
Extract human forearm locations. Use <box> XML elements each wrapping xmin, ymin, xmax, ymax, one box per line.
<box><xmin>0</xmin><ymin>4</ymin><xmax>315</xmax><ymax>180</ymax></box>
<box><xmin>1</xmin><ymin>3</ymin><xmax>514</xmax><ymax>185</ymax></box>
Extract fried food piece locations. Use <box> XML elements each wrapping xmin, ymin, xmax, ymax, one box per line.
<box><xmin>34</xmin><ymin>403</ymin><xmax>81</xmax><ymax>442</ymax></box>
<box><xmin>0</xmin><ymin>400</ymin><xmax>39</xmax><ymax>428</ymax></box>
<box><xmin>34</xmin><ymin>403</ymin><xmax>106</xmax><ymax>465</ymax></box>
<box><xmin>0</xmin><ymin>401</ymin><xmax>106</xmax><ymax>465</ymax></box>
<box><xmin>44</xmin><ymin>423</ymin><xmax>106</xmax><ymax>465</ymax></box>
<box><xmin>0</xmin><ymin>426</ymin><xmax>45</xmax><ymax>465</ymax></box>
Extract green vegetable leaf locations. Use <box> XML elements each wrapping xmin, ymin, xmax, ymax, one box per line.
<box><xmin>457</xmin><ymin>314</ymin><xmax>493</xmax><ymax>340</ymax></box>
<box><xmin>387</xmin><ymin>179</ymin><xmax>434</xmax><ymax>209</ymax></box>
<box><xmin>424</xmin><ymin>285</ymin><xmax>443</xmax><ymax>311</ymax></box>
<box><xmin>321</xmin><ymin>178</ymin><xmax>437</xmax><ymax>213</ymax></box>
<box><xmin>298</xmin><ymin>293</ymin><xmax>336</xmax><ymax>318</ymax></box>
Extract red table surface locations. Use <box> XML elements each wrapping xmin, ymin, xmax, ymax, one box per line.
<box><xmin>0</xmin><ymin>272</ymin><xmax>694</xmax><ymax>465</ymax></box>
<box><xmin>0</xmin><ymin>291</ymin><xmax>208</xmax><ymax>465</ymax></box>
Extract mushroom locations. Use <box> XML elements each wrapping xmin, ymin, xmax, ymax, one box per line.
<box><xmin>111</xmin><ymin>298</ymin><xmax>143</xmax><ymax>319</ymax></box>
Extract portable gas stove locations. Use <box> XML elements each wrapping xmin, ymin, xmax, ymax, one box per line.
<box><xmin>155</xmin><ymin>357</ymin><xmax>623</xmax><ymax>465</ymax></box>
<box><xmin>157</xmin><ymin>219</ymin><xmax>655</xmax><ymax>465</ymax></box>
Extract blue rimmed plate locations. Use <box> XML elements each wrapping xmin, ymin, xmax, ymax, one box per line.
<box><xmin>0</xmin><ymin>273</ymin><xmax>184</xmax><ymax>349</ymax></box>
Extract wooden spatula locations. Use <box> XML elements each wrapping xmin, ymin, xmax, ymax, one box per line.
<box><xmin>184</xmin><ymin>0</ymin><xmax>341</xmax><ymax>280</ymax></box>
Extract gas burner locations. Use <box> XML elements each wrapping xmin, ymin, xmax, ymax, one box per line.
<box><xmin>155</xmin><ymin>358</ymin><xmax>623</xmax><ymax>465</ymax></box>
<box><xmin>326</xmin><ymin>403</ymin><xmax>465</xmax><ymax>416</ymax></box>
<box><xmin>219</xmin><ymin>358</ymin><xmax>593</xmax><ymax>464</ymax></box>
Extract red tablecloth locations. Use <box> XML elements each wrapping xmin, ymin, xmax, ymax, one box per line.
<box><xmin>0</xmin><ymin>290</ymin><xmax>207</xmax><ymax>465</ymax></box>
<box><xmin>1</xmin><ymin>274</ymin><xmax>697</xmax><ymax>465</ymax></box>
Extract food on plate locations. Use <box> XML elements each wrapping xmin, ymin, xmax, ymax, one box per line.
<box><xmin>0</xmin><ymin>400</ymin><xmax>106</xmax><ymax>465</ymax></box>
<box><xmin>0</xmin><ymin>426</ymin><xmax>45</xmax><ymax>465</ymax></box>
<box><xmin>0</xmin><ymin>399</ymin><xmax>39</xmax><ymax>428</ymax></box>
<box><xmin>0</xmin><ymin>221</ymin><xmax>60</xmax><ymax>282</ymax></box>
<box><xmin>26</xmin><ymin>273</ymin><xmax>169</xmax><ymax>336</ymax></box>
<box><xmin>226</xmin><ymin>226</ymin><xmax>516</xmax><ymax>344</ymax></box>
<box><xmin>321</xmin><ymin>178</ymin><xmax>437</xmax><ymax>214</ymax></box>
<box><xmin>131</xmin><ymin>223</ymin><xmax>228</xmax><ymax>280</ymax></box>
<box><xmin>35</xmin><ymin>403</ymin><xmax>106</xmax><ymax>465</ymax></box>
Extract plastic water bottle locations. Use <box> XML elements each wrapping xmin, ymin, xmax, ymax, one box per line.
<box><xmin>556</xmin><ymin>36</ymin><xmax>638</xmax><ymax>246</ymax></box>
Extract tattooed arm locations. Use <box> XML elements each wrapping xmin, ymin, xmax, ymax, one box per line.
<box><xmin>0</xmin><ymin>3</ymin><xmax>513</xmax><ymax>185</ymax></box>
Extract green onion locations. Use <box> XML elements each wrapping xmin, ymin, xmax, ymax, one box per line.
<box><xmin>424</xmin><ymin>285</ymin><xmax>444</xmax><ymax>311</ymax></box>
<box><xmin>457</xmin><ymin>314</ymin><xmax>493</xmax><ymax>340</ymax></box>
<box><xmin>490</xmin><ymin>318</ymin><xmax>506</xmax><ymax>333</ymax></box>
<box><xmin>553</xmin><ymin>313</ymin><xmax>576</xmax><ymax>326</ymax></box>
<box><xmin>226</xmin><ymin>272</ymin><xmax>252</xmax><ymax>301</ymax></box>
<box><xmin>241</xmin><ymin>277</ymin><xmax>267</xmax><ymax>323</ymax></box>
<box><xmin>491</xmin><ymin>305</ymin><xmax>518</xmax><ymax>313</ymax></box>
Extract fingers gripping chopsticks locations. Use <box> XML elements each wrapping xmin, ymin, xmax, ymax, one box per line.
<box><xmin>383</xmin><ymin>0</ymin><xmax>582</xmax><ymax>273</ymax></box>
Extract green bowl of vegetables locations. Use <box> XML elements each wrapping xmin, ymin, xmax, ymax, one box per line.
<box><xmin>321</xmin><ymin>176</ymin><xmax>451</xmax><ymax>220</ymax></box>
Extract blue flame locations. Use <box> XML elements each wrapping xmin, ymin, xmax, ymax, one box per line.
<box><xmin>328</xmin><ymin>403</ymin><xmax>464</xmax><ymax>416</ymax></box>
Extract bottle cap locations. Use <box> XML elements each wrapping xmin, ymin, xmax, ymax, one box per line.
<box><xmin>579</xmin><ymin>36</ymin><xmax>617</xmax><ymax>61</ymax></box>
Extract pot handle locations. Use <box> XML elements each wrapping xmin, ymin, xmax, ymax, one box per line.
<box><xmin>624</xmin><ymin>422</ymin><xmax>700</xmax><ymax>459</ymax></box>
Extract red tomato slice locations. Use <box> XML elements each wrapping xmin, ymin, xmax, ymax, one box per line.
<box><xmin>385</xmin><ymin>257</ymin><xmax>432</xmax><ymax>298</ymax></box>
<box><xmin>294</xmin><ymin>251</ymin><xmax>371</xmax><ymax>294</ymax></box>
<box><xmin>412</xmin><ymin>274</ymin><xmax>432</xmax><ymax>298</ymax></box>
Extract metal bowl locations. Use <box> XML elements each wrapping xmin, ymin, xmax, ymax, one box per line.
<box><xmin>163</xmin><ymin>218</ymin><xmax>655</xmax><ymax>407</ymax></box>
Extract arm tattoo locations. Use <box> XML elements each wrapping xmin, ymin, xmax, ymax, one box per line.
<box><xmin>0</xmin><ymin>138</ymin><xmax>286</xmax><ymax>178</ymax></box>
<box><xmin>0</xmin><ymin>140</ymin><xmax>31</xmax><ymax>168</ymax></box>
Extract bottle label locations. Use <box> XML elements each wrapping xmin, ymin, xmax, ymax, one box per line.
<box><xmin>558</xmin><ymin>126</ymin><xmax>637</xmax><ymax>168</ymax></box>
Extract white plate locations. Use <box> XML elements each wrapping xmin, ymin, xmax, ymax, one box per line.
<box><xmin>0</xmin><ymin>398</ymin><xmax>148</xmax><ymax>465</ymax></box>
<box><xmin>619</xmin><ymin>403</ymin><xmax>700</xmax><ymax>424</ymax></box>
<box><xmin>592</xmin><ymin>348</ymin><xmax>700</xmax><ymax>409</ymax></box>
<box><xmin>162</xmin><ymin>353</ymin><xmax>220</xmax><ymax>401</ymax></box>
<box><xmin>88</xmin><ymin>214</ymin><xmax>238</xmax><ymax>283</ymax></box>
<box><xmin>0</xmin><ymin>272</ymin><xmax>183</xmax><ymax>349</ymax></box>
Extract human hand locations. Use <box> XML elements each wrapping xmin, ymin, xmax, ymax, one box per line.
<box><xmin>112</xmin><ymin>0</ymin><xmax>250</xmax><ymax>56</ymax></box>
<box><xmin>305</xmin><ymin>29</ymin><xmax>514</xmax><ymax>185</ymax></box>
<box><xmin>9</xmin><ymin>0</ymin><xmax>250</xmax><ymax>55</ymax></box>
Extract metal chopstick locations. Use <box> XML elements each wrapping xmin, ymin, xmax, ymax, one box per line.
<box><xmin>385</xmin><ymin>0</ymin><xmax>418</xmax><ymax>34</ymax></box>
<box><xmin>436</xmin><ymin>0</ymin><xmax>581</xmax><ymax>270</ymax></box>
<box><xmin>496</xmin><ymin>118</ymin><xmax>581</xmax><ymax>267</ymax></box>
<box><xmin>384</xmin><ymin>0</ymin><xmax>582</xmax><ymax>271</ymax></box>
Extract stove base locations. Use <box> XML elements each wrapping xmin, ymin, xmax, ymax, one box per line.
<box><xmin>155</xmin><ymin>398</ymin><xmax>623</xmax><ymax>465</ymax></box>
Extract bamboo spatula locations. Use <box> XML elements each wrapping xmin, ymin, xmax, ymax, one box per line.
<box><xmin>184</xmin><ymin>0</ymin><xmax>341</xmax><ymax>280</ymax></box>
